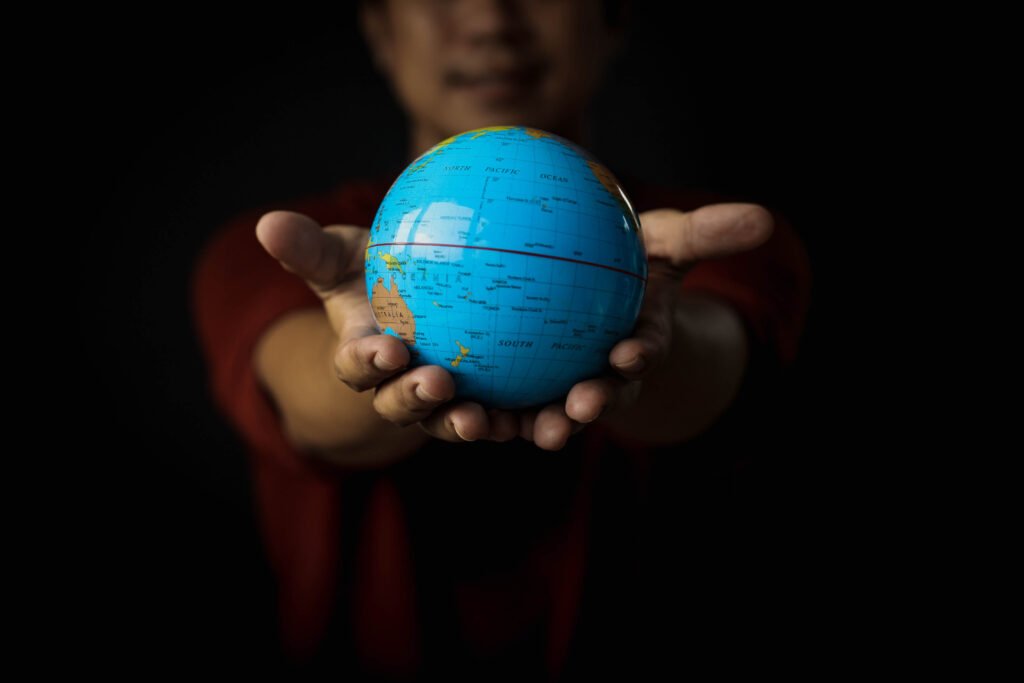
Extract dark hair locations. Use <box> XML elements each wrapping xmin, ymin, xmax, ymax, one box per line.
<box><xmin>361</xmin><ymin>0</ymin><xmax>630</xmax><ymax>28</ymax></box>
<box><xmin>601</xmin><ymin>0</ymin><xmax>629</xmax><ymax>27</ymax></box>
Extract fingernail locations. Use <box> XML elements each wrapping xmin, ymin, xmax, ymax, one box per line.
<box><xmin>613</xmin><ymin>355</ymin><xmax>646</xmax><ymax>372</ymax></box>
<box><xmin>374</xmin><ymin>354</ymin><xmax>401</xmax><ymax>371</ymax></box>
<box><xmin>453</xmin><ymin>421</ymin><xmax>476</xmax><ymax>442</ymax></box>
<box><xmin>415</xmin><ymin>384</ymin><xmax>442</xmax><ymax>402</ymax></box>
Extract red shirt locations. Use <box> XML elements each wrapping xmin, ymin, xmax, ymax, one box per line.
<box><xmin>189</xmin><ymin>176</ymin><xmax>811</xmax><ymax>678</ymax></box>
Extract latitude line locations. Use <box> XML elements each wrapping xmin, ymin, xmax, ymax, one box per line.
<box><xmin>367</xmin><ymin>242</ymin><xmax>646</xmax><ymax>283</ymax></box>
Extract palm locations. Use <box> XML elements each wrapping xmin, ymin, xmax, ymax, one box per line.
<box><xmin>495</xmin><ymin>203</ymin><xmax>776</xmax><ymax>450</ymax></box>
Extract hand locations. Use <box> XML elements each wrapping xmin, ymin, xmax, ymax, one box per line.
<box><xmin>523</xmin><ymin>203</ymin><xmax>775</xmax><ymax>450</ymax></box>
<box><xmin>254</xmin><ymin>204</ymin><xmax>772</xmax><ymax>451</ymax></box>
<box><xmin>255</xmin><ymin>210</ymin><xmax>520</xmax><ymax>444</ymax></box>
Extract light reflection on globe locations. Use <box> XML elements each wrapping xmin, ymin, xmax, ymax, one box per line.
<box><xmin>365</xmin><ymin>126</ymin><xmax>647</xmax><ymax>410</ymax></box>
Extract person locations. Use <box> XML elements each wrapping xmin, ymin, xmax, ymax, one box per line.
<box><xmin>190</xmin><ymin>0</ymin><xmax>812</xmax><ymax>679</ymax></box>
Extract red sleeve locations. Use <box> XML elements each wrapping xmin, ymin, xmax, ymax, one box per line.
<box><xmin>189</xmin><ymin>208</ymin><xmax>330</xmax><ymax>478</ymax></box>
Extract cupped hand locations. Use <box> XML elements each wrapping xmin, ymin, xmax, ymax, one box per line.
<box><xmin>517</xmin><ymin>203</ymin><xmax>776</xmax><ymax>450</ymax></box>
<box><xmin>256</xmin><ymin>210</ymin><xmax>513</xmax><ymax>443</ymax></box>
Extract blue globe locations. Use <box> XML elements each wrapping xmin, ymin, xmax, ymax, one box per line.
<box><xmin>365</xmin><ymin>126</ymin><xmax>647</xmax><ymax>410</ymax></box>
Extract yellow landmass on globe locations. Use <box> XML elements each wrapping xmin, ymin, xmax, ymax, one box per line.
<box><xmin>470</xmin><ymin>126</ymin><xmax>514</xmax><ymax>139</ymax></box>
<box><xmin>586</xmin><ymin>160</ymin><xmax>622</xmax><ymax>197</ymax></box>
<box><xmin>586</xmin><ymin>160</ymin><xmax>633</xmax><ymax>214</ymax></box>
<box><xmin>370</xmin><ymin>276</ymin><xmax>416</xmax><ymax>345</ymax></box>
<box><xmin>411</xmin><ymin>134</ymin><xmax>460</xmax><ymax>173</ymax></box>
<box><xmin>412</xmin><ymin>127</ymin><xmax>548</xmax><ymax>173</ymax></box>
<box><xmin>378</xmin><ymin>252</ymin><xmax>405</xmax><ymax>275</ymax></box>
<box><xmin>450</xmin><ymin>340</ymin><xmax>471</xmax><ymax>368</ymax></box>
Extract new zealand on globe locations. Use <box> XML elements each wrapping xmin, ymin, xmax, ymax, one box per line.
<box><xmin>365</xmin><ymin>126</ymin><xmax>647</xmax><ymax>409</ymax></box>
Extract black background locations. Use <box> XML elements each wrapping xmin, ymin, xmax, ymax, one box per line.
<box><xmin>70</xmin><ymin>4</ymin><xmax>888</xmax><ymax>673</ymax></box>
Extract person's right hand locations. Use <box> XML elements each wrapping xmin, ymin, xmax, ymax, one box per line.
<box><xmin>255</xmin><ymin>211</ymin><xmax>523</xmax><ymax>445</ymax></box>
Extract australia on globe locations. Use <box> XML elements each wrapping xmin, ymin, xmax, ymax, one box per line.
<box><xmin>364</xmin><ymin>125</ymin><xmax>647</xmax><ymax>410</ymax></box>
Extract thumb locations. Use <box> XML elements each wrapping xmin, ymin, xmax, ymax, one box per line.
<box><xmin>640</xmin><ymin>203</ymin><xmax>774</xmax><ymax>276</ymax></box>
<box><xmin>255</xmin><ymin>210</ymin><xmax>369</xmax><ymax>298</ymax></box>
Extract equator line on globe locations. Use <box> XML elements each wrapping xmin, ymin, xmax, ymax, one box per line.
<box><xmin>364</xmin><ymin>125</ymin><xmax>647</xmax><ymax>410</ymax></box>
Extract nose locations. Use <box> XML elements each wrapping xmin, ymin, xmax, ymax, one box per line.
<box><xmin>453</xmin><ymin>0</ymin><xmax>531</xmax><ymax>47</ymax></box>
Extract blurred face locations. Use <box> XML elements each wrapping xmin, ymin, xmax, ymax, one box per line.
<box><xmin>362</xmin><ymin>0</ymin><xmax>621</xmax><ymax>150</ymax></box>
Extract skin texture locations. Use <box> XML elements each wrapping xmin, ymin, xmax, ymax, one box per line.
<box><xmin>360</xmin><ymin>0</ymin><xmax>624</xmax><ymax>158</ymax></box>
<box><xmin>253</xmin><ymin>0</ymin><xmax>772</xmax><ymax>462</ymax></box>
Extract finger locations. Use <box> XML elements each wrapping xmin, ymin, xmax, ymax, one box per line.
<box><xmin>370</xmin><ymin>365</ymin><xmax>456</xmax><ymax>427</ymax></box>
<box><xmin>608</xmin><ymin>296</ymin><xmax>674</xmax><ymax>377</ymax></box>
<box><xmin>533</xmin><ymin>404</ymin><xmax>578</xmax><ymax>451</ymax></box>
<box><xmin>607</xmin><ymin>269</ymin><xmax>681</xmax><ymax>377</ymax></box>
<box><xmin>419</xmin><ymin>401</ymin><xmax>490</xmax><ymax>442</ymax></box>
<box><xmin>609</xmin><ymin>205</ymin><xmax>771</xmax><ymax>379</ymax></box>
<box><xmin>565</xmin><ymin>375</ymin><xmax>642</xmax><ymax>424</ymax></box>
<box><xmin>256</xmin><ymin>211</ymin><xmax>378</xmax><ymax>338</ymax></box>
<box><xmin>255</xmin><ymin>211</ymin><xmax>368</xmax><ymax>296</ymax></box>
<box><xmin>487</xmin><ymin>409</ymin><xmax>520</xmax><ymax>442</ymax></box>
<box><xmin>518</xmin><ymin>410</ymin><xmax>538</xmax><ymax>442</ymax></box>
<box><xmin>333</xmin><ymin>333</ymin><xmax>413</xmax><ymax>392</ymax></box>
<box><xmin>639</xmin><ymin>203</ymin><xmax>774</xmax><ymax>276</ymax></box>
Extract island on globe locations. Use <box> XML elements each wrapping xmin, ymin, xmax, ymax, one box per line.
<box><xmin>364</xmin><ymin>125</ymin><xmax>647</xmax><ymax>410</ymax></box>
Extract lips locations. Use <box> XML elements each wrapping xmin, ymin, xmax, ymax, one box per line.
<box><xmin>444</xmin><ymin>62</ymin><xmax>545</xmax><ymax>100</ymax></box>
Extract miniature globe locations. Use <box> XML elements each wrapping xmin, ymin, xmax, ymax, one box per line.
<box><xmin>364</xmin><ymin>126</ymin><xmax>647</xmax><ymax>410</ymax></box>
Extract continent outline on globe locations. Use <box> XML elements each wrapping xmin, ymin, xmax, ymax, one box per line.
<box><xmin>365</xmin><ymin>125</ymin><xmax>647</xmax><ymax>410</ymax></box>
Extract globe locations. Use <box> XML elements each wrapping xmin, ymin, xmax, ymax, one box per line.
<box><xmin>364</xmin><ymin>126</ymin><xmax>647</xmax><ymax>410</ymax></box>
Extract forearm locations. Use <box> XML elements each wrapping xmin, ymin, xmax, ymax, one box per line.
<box><xmin>602</xmin><ymin>290</ymin><xmax>751</xmax><ymax>446</ymax></box>
<box><xmin>253</xmin><ymin>308</ymin><xmax>430</xmax><ymax>469</ymax></box>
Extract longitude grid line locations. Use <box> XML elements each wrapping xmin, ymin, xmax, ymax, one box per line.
<box><xmin>546</xmin><ymin>139</ymin><xmax>585</xmax><ymax>396</ymax></box>
<box><xmin>489</xmin><ymin>130</ymin><xmax>531</xmax><ymax>405</ymax></box>
<box><xmin>507</xmin><ymin>135</ymin><xmax>632</xmax><ymax>254</ymax></box>
<box><xmin>527</xmin><ymin>134</ymin><xmax>635</xmax><ymax>266</ymax></box>
<box><xmin>506</xmin><ymin>130</ymin><xmax>540</xmax><ymax>407</ymax></box>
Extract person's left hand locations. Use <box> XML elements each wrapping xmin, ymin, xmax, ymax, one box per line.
<box><xmin>425</xmin><ymin>202</ymin><xmax>774</xmax><ymax>450</ymax></box>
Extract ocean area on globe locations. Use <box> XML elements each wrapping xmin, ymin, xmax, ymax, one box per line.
<box><xmin>364</xmin><ymin>125</ymin><xmax>647</xmax><ymax>410</ymax></box>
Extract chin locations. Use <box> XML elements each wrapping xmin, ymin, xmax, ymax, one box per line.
<box><xmin>445</xmin><ymin>98</ymin><xmax>550</xmax><ymax>132</ymax></box>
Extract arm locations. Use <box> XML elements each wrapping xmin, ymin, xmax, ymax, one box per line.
<box><xmin>191</xmin><ymin>206</ymin><xmax>438</xmax><ymax>474</ymax></box>
<box><xmin>253</xmin><ymin>306</ymin><xmax>431</xmax><ymax>469</ymax></box>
